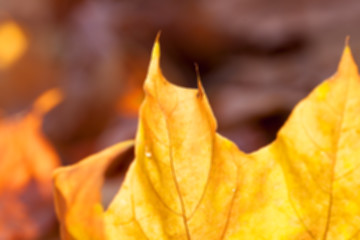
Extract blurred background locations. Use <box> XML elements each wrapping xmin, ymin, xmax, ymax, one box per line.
<box><xmin>1</xmin><ymin>0</ymin><xmax>360</xmax><ymax>239</ymax></box>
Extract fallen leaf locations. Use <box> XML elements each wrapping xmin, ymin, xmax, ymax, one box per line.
<box><xmin>53</xmin><ymin>141</ymin><xmax>134</xmax><ymax>239</ymax></box>
<box><xmin>53</xmin><ymin>38</ymin><xmax>360</xmax><ymax>239</ymax></box>
<box><xmin>0</xmin><ymin>88</ymin><xmax>62</xmax><ymax>239</ymax></box>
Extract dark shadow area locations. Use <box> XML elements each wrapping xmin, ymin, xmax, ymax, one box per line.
<box><xmin>101</xmin><ymin>145</ymin><xmax>135</xmax><ymax>210</ymax></box>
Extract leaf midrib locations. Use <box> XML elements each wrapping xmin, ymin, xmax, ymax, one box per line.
<box><xmin>322</xmin><ymin>76</ymin><xmax>352</xmax><ymax>240</ymax></box>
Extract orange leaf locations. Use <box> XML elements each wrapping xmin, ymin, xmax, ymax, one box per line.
<box><xmin>0</xmin><ymin>89</ymin><xmax>62</xmax><ymax>239</ymax></box>
<box><xmin>53</xmin><ymin>39</ymin><xmax>360</xmax><ymax>239</ymax></box>
<box><xmin>53</xmin><ymin>141</ymin><xmax>134</xmax><ymax>239</ymax></box>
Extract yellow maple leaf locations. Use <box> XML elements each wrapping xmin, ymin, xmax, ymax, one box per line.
<box><xmin>53</xmin><ymin>38</ymin><xmax>360</xmax><ymax>239</ymax></box>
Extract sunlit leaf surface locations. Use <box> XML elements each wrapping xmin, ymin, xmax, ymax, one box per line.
<box><xmin>54</xmin><ymin>39</ymin><xmax>360</xmax><ymax>239</ymax></box>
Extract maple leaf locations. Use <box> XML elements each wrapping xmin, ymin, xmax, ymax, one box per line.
<box><xmin>0</xmin><ymin>89</ymin><xmax>62</xmax><ymax>239</ymax></box>
<box><xmin>53</xmin><ymin>38</ymin><xmax>360</xmax><ymax>239</ymax></box>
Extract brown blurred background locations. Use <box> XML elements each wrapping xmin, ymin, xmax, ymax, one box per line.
<box><xmin>2</xmin><ymin>0</ymin><xmax>360</xmax><ymax>239</ymax></box>
<box><xmin>2</xmin><ymin>0</ymin><xmax>360</xmax><ymax>157</ymax></box>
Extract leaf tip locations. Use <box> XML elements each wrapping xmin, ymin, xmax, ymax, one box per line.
<box><xmin>345</xmin><ymin>35</ymin><xmax>350</xmax><ymax>47</ymax></box>
<box><xmin>194</xmin><ymin>63</ymin><xmax>204</xmax><ymax>98</ymax></box>
<box><xmin>145</xmin><ymin>31</ymin><xmax>162</xmax><ymax>87</ymax></box>
<box><xmin>33</xmin><ymin>88</ymin><xmax>63</xmax><ymax>115</ymax></box>
<box><xmin>343</xmin><ymin>36</ymin><xmax>351</xmax><ymax>57</ymax></box>
<box><xmin>151</xmin><ymin>31</ymin><xmax>161</xmax><ymax>63</ymax></box>
<box><xmin>338</xmin><ymin>37</ymin><xmax>358</xmax><ymax>75</ymax></box>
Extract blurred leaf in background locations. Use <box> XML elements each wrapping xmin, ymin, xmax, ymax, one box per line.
<box><xmin>0</xmin><ymin>89</ymin><xmax>62</xmax><ymax>239</ymax></box>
